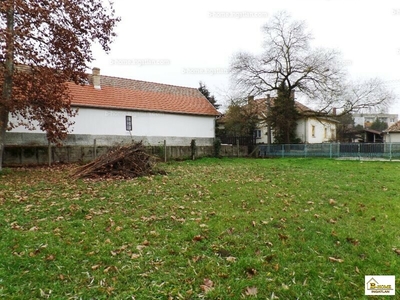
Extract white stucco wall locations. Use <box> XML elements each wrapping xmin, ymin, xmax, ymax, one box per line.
<box><xmin>255</xmin><ymin>126</ymin><xmax>270</xmax><ymax>144</ymax></box>
<box><xmin>254</xmin><ymin>117</ymin><xmax>336</xmax><ymax>144</ymax></box>
<box><xmin>10</xmin><ymin>107</ymin><xmax>215</xmax><ymax>138</ymax></box>
<box><xmin>383</xmin><ymin>133</ymin><xmax>400</xmax><ymax>143</ymax></box>
<box><xmin>296</xmin><ymin>118</ymin><xmax>336</xmax><ymax>143</ymax></box>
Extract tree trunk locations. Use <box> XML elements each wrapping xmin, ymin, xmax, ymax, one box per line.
<box><xmin>0</xmin><ymin>105</ymin><xmax>8</xmax><ymax>171</ymax></box>
<box><xmin>0</xmin><ymin>4</ymin><xmax>15</xmax><ymax>171</ymax></box>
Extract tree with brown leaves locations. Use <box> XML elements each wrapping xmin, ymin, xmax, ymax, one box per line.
<box><xmin>0</xmin><ymin>0</ymin><xmax>120</xmax><ymax>170</ymax></box>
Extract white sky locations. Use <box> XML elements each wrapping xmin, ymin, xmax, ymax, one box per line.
<box><xmin>92</xmin><ymin>0</ymin><xmax>400</xmax><ymax>115</ymax></box>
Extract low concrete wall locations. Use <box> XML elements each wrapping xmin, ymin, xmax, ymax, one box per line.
<box><xmin>3</xmin><ymin>144</ymin><xmax>249</xmax><ymax>165</ymax></box>
<box><xmin>5</xmin><ymin>132</ymin><xmax>215</xmax><ymax>147</ymax></box>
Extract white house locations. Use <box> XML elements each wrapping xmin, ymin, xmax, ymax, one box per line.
<box><xmin>382</xmin><ymin>121</ymin><xmax>400</xmax><ymax>143</ymax></box>
<box><xmin>251</xmin><ymin>96</ymin><xmax>338</xmax><ymax>144</ymax></box>
<box><xmin>6</xmin><ymin>68</ymin><xmax>220</xmax><ymax>147</ymax></box>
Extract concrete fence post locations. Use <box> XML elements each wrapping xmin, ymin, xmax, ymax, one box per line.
<box><xmin>93</xmin><ymin>139</ymin><xmax>97</xmax><ymax>159</ymax></box>
<box><xmin>191</xmin><ymin>139</ymin><xmax>196</xmax><ymax>160</ymax></box>
<box><xmin>48</xmin><ymin>142</ymin><xmax>52</xmax><ymax>166</ymax></box>
<box><xmin>164</xmin><ymin>140</ymin><xmax>167</xmax><ymax>162</ymax></box>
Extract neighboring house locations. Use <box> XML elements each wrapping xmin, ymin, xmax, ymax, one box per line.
<box><xmin>353</xmin><ymin>113</ymin><xmax>398</xmax><ymax>129</ymax></box>
<box><xmin>382</xmin><ymin>121</ymin><xmax>400</xmax><ymax>143</ymax></box>
<box><xmin>250</xmin><ymin>95</ymin><xmax>338</xmax><ymax>144</ymax></box>
<box><xmin>6</xmin><ymin>68</ymin><xmax>220</xmax><ymax>147</ymax></box>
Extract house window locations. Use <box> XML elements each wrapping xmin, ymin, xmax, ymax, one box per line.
<box><xmin>311</xmin><ymin>125</ymin><xmax>315</xmax><ymax>138</ymax></box>
<box><xmin>126</xmin><ymin>116</ymin><xmax>132</xmax><ymax>131</ymax></box>
<box><xmin>254</xmin><ymin>129</ymin><xmax>261</xmax><ymax>139</ymax></box>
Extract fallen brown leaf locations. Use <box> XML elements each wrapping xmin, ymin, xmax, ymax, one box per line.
<box><xmin>328</xmin><ymin>257</ymin><xmax>344</xmax><ymax>263</ymax></box>
<box><xmin>246</xmin><ymin>268</ymin><xmax>257</xmax><ymax>278</ymax></box>
<box><xmin>192</xmin><ymin>235</ymin><xmax>205</xmax><ymax>242</ymax></box>
<box><xmin>226</xmin><ymin>256</ymin><xmax>236</xmax><ymax>262</ymax></box>
<box><xmin>245</xmin><ymin>286</ymin><xmax>258</xmax><ymax>296</ymax></box>
<box><xmin>346</xmin><ymin>237</ymin><xmax>360</xmax><ymax>246</ymax></box>
<box><xmin>200</xmin><ymin>278</ymin><xmax>214</xmax><ymax>294</ymax></box>
<box><xmin>278</xmin><ymin>233</ymin><xmax>288</xmax><ymax>240</ymax></box>
<box><xmin>45</xmin><ymin>254</ymin><xmax>55</xmax><ymax>261</ymax></box>
<box><xmin>273</xmin><ymin>263</ymin><xmax>279</xmax><ymax>271</ymax></box>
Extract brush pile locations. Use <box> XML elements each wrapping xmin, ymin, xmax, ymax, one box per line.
<box><xmin>72</xmin><ymin>142</ymin><xmax>163</xmax><ymax>179</ymax></box>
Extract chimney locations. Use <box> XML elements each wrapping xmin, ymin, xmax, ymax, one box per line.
<box><xmin>266</xmin><ymin>94</ymin><xmax>271</xmax><ymax>107</ymax></box>
<box><xmin>248</xmin><ymin>95</ymin><xmax>254</xmax><ymax>103</ymax></box>
<box><xmin>92</xmin><ymin>67</ymin><xmax>101</xmax><ymax>90</ymax></box>
<box><xmin>332</xmin><ymin>107</ymin><xmax>337</xmax><ymax>115</ymax></box>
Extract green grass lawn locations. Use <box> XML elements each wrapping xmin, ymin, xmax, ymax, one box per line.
<box><xmin>0</xmin><ymin>158</ymin><xmax>399</xmax><ymax>299</ymax></box>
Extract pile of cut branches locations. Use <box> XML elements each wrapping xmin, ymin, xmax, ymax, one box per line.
<box><xmin>72</xmin><ymin>142</ymin><xmax>164</xmax><ymax>179</ymax></box>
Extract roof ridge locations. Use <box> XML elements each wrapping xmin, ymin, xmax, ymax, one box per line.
<box><xmin>91</xmin><ymin>73</ymin><xmax>199</xmax><ymax>91</ymax></box>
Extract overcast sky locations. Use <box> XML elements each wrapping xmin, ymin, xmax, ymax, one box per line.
<box><xmin>92</xmin><ymin>0</ymin><xmax>400</xmax><ymax>115</ymax></box>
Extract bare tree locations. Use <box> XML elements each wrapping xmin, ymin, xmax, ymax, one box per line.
<box><xmin>230</xmin><ymin>11</ymin><xmax>394</xmax><ymax>135</ymax></box>
<box><xmin>231</xmin><ymin>12</ymin><xmax>343</xmax><ymax>101</ymax></box>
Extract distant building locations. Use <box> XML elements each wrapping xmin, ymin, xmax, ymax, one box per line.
<box><xmin>353</xmin><ymin>113</ymin><xmax>398</xmax><ymax>129</ymax></box>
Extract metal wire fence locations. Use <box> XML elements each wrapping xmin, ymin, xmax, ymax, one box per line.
<box><xmin>257</xmin><ymin>143</ymin><xmax>400</xmax><ymax>160</ymax></box>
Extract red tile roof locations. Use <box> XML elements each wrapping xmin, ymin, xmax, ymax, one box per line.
<box><xmin>384</xmin><ymin>120</ymin><xmax>400</xmax><ymax>133</ymax></box>
<box><xmin>67</xmin><ymin>74</ymin><xmax>220</xmax><ymax>116</ymax></box>
<box><xmin>253</xmin><ymin>98</ymin><xmax>315</xmax><ymax>115</ymax></box>
<box><xmin>218</xmin><ymin>97</ymin><xmax>338</xmax><ymax>123</ymax></box>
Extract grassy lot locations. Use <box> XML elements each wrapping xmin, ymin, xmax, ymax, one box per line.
<box><xmin>0</xmin><ymin>158</ymin><xmax>399</xmax><ymax>299</ymax></box>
